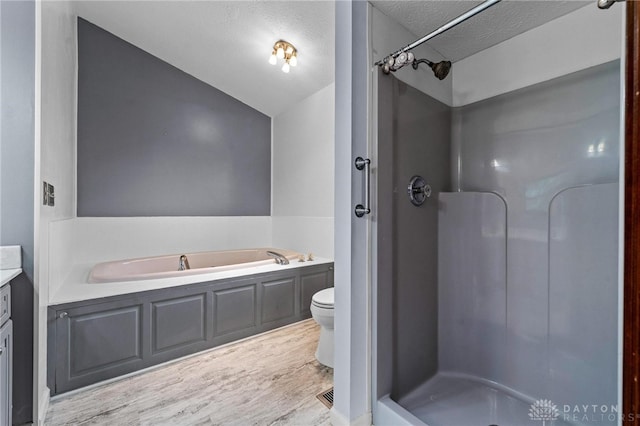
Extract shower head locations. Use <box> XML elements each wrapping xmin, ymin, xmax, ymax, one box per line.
<box><xmin>380</xmin><ymin>53</ymin><xmax>452</xmax><ymax>81</ymax></box>
<box><xmin>412</xmin><ymin>58</ymin><xmax>452</xmax><ymax>80</ymax></box>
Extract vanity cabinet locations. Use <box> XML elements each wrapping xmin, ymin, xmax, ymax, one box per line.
<box><xmin>0</xmin><ymin>284</ymin><xmax>12</xmax><ymax>426</ymax></box>
<box><xmin>49</xmin><ymin>262</ymin><xmax>333</xmax><ymax>395</ymax></box>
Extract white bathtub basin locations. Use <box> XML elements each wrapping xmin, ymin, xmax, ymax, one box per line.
<box><xmin>88</xmin><ymin>248</ymin><xmax>301</xmax><ymax>283</ymax></box>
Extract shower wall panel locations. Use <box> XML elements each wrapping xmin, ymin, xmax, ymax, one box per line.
<box><xmin>377</xmin><ymin>73</ymin><xmax>451</xmax><ymax>400</ymax></box>
<box><xmin>548</xmin><ymin>183</ymin><xmax>618</xmax><ymax>417</ymax></box>
<box><xmin>453</xmin><ymin>61</ymin><xmax>620</xmax><ymax>401</ymax></box>
<box><xmin>438</xmin><ymin>192</ymin><xmax>506</xmax><ymax>382</ymax></box>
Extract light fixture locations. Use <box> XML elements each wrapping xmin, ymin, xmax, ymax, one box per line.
<box><xmin>269</xmin><ymin>40</ymin><xmax>297</xmax><ymax>73</ymax></box>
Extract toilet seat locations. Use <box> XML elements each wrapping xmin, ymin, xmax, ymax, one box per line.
<box><xmin>310</xmin><ymin>287</ymin><xmax>335</xmax><ymax>368</ymax></box>
<box><xmin>312</xmin><ymin>287</ymin><xmax>334</xmax><ymax>309</ymax></box>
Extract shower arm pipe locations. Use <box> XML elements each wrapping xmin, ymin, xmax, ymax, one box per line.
<box><xmin>374</xmin><ymin>0</ymin><xmax>502</xmax><ymax>66</ymax></box>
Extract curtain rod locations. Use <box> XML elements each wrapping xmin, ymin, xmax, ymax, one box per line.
<box><xmin>374</xmin><ymin>0</ymin><xmax>502</xmax><ymax>67</ymax></box>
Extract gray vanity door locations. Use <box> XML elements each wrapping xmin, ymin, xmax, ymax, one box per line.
<box><xmin>0</xmin><ymin>286</ymin><xmax>10</xmax><ymax>328</ymax></box>
<box><xmin>0</xmin><ymin>320</ymin><xmax>12</xmax><ymax>426</ymax></box>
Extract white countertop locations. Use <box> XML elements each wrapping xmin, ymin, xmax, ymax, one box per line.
<box><xmin>0</xmin><ymin>269</ymin><xmax>22</xmax><ymax>287</ymax></box>
<box><xmin>50</xmin><ymin>257</ymin><xmax>333</xmax><ymax>305</ymax></box>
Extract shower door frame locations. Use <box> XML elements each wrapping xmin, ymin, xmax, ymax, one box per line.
<box><xmin>623</xmin><ymin>0</ymin><xmax>640</xmax><ymax>420</ymax></box>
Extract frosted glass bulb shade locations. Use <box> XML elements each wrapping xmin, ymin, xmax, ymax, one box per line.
<box><xmin>285</xmin><ymin>45</ymin><xmax>294</xmax><ymax>55</ymax></box>
<box><xmin>282</xmin><ymin>62</ymin><xmax>290</xmax><ymax>73</ymax></box>
<box><xmin>289</xmin><ymin>55</ymin><xmax>297</xmax><ymax>67</ymax></box>
<box><xmin>276</xmin><ymin>47</ymin><xmax>285</xmax><ymax>59</ymax></box>
<box><xmin>268</xmin><ymin>53</ymin><xmax>277</xmax><ymax>65</ymax></box>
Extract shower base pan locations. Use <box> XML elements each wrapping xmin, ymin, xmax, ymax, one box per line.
<box><xmin>378</xmin><ymin>373</ymin><xmax>571</xmax><ymax>426</ymax></box>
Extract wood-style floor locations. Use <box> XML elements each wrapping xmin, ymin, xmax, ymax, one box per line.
<box><xmin>45</xmin><ymin>319</ymin><xmax>333</xmax><ymax>425</ymax></box>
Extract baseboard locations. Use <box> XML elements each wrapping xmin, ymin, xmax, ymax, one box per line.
<box><xmin>330</xmin><ymin>407</ymin><xmax>372</xmax><ymax>426</ymax></box>
<box><xmin>37</xmin><ymin>387</ymin><xmax>50</xmax><ymax>425</ymax></box>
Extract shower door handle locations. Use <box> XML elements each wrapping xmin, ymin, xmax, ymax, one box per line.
<box><xmin>354</xmin><ymin>156</ymin><xmax>371</xmax><ymax>218</ymax></box>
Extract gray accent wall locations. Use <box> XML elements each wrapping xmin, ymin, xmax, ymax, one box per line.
<box><xmin>77</xmin><ymin>18</ymin><xmax>271</xmax><ymax>217</ymax></box>
<box><xmin>377</xmin><ymin>73</ymin><xmax>451</xmax><ymax>400</ymax></box>
<box><xmin>0</xmin><ymin>1</ymin><xmax>35</xmax><ymax>423</ymax></box>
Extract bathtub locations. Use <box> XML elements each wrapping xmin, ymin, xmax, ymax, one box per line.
<box><xmin>51</xmin><ymin>250</ymin><xmax>334</xmax><ymax>394</ymax></box>
<box><xmin>88</xmin><ymin>248</ymin><xmax>301</xmax><ymax>283</ymax></box>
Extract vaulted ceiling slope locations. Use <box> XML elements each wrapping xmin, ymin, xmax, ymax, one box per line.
<box><xmin>370</xmin><ymin>0</ymin><xmax>591</xmax><ymax>62</ymax></box>
<box><xmin>74</xmin><ymin>1</ymin><xmax>335</xmax><ymax>117</ymax></box>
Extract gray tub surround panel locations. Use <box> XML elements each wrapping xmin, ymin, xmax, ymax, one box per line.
<box><xmin>376</xmin><ymin>72</ymin><xmax>452</xmax><ymax>400</ymax></box>
<box><xmin>452</xmin><ymin>61</ymin><xmax>619</xmax><ymax>402</ymax></box>
<box><xmin>438</xmin><ymin>192</ymin><xmax>506</xmax><ymax>382</ymax></box>
<box><xmin>548</xmin><ymin>183</ymin><xmax>618</xmax><ymax>416</ymax></box>
<box><xmin>77</xmin><ymin>18</ymin><xmax>271</xmax><ymax>217</ymax></box>
<box><xmin>152</xmin><ymin>294</ymin><xmax>206</xmax><ymax>353</ymax></box>
<box><xmin>48</xmin><ymin>263</ymin><xmax>333</xmax><ymax>394</ymax></box>
<box><xmin>300</xmin><ymin>269</ymin><xmax>334</xmax><ymax>317</ymax></box>
<box><xmin>261</xmin><ymin>277</ymin><xmax>295</xmax><ymax>324</ymax></box>
<box><xmin>214</xmin><ymin>283</ymin><xmax>256</xmax><ymax>337</ymax></box>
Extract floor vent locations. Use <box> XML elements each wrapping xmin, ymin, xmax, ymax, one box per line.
<box><xmin>316</xmin><ymin>387</ymin><xmax>334</xmax><ymax>409</ymax></box>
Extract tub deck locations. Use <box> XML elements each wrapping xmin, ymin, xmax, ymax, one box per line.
<box><xmin>52</xmin><ymin>253</ymin><xmax>332</xmax><ymax>305</ymax></box>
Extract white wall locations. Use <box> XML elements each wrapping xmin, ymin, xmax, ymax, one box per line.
<box><xmin>48</xmin><ymin>217</ymin><xmax>273</xmax><ymax>299</ymax></box>
<box><xmin>36</xmin><ymin>0</ymin><xmax>76</xmax><ymax>421</ymax></box>
<box><xmin>370</xmin><ymin>5</ymin><xmax>452</xmax><ymax>106</ymax></box>
<box><xmin>272</xmin><ymin>83</ymin><xmax>335</xmax><ymax>258</ymax></box>
<box><xmin>331</xmin><ymin>1</ymin><xmax>371</xmax><ymax>424</ymax></box>
<box><xmin>452</xmin><ymin>4</ymin><xmax>622</xmax><ymax>106</ymax></box>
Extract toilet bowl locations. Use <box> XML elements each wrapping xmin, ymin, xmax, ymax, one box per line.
<box><xmin>310</xmin><ymin>287</ymin><xmax>334</xmax><ymax>368</ymax></box>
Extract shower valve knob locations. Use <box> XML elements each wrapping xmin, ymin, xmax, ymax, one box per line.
<box><xmin>407</xmin><ymin>175</ymin><xmax>431</xmax><ymax>206</ymax></box>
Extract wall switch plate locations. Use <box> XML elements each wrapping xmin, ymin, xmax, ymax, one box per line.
<box><xmin>43</xmin><ymin>182</ymin><xmax>49</xmax><ymax>205</ymax></box>
<box><xmin>48</xmin><ymin>183</ymin><xmax>55</xmax><ymax>206</ymax></box>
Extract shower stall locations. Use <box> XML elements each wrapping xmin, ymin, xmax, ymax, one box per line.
<box><xmin>371</xmin><ymin>2</ymin><xmax>623</xmax><ymax>425</ymax></box>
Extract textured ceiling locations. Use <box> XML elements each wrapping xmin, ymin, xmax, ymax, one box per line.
<box><xmin>73</xmin><ymin>1</ymin><xmax>592</xmax><ymax>116</ymax></box>
<box><xmin>73</xmin><ymin>1</ymin><xmax>335</xmax><ymax>117</ymax></box>
<box><xmin>370</xmin><ymin>0</ymin><xmax>591</xmax><ymax>62</ymax></box>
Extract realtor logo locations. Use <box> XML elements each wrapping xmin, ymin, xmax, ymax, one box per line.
<box><xmin>529</xmin><ymin>399</ymin><xmax>560</xmax><ymax>425</ymax></box>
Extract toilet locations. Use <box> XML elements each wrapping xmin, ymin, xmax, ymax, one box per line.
<box><xmin>310</xmin><ymin>287</ymin><xmax>334</xmax><ymax>368</ymax></box>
